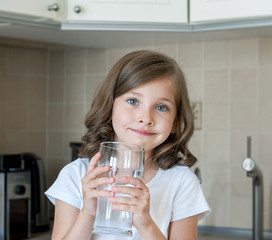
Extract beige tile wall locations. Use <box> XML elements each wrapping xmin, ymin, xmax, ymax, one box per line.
<box><xmin>0</xmin><ymin>45</ymin><xmax>47</xmax><ymax>156</ymax></box>
<box><xmin>1</xmin><ymin>36</ymin><xmax>272</xmax><ymax>231</ymax></box>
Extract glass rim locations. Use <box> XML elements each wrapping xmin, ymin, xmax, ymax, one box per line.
<box><xmin>100</xmin><ymin>141</ymin><xmax>144</xmax><ymax>152</ymax></box>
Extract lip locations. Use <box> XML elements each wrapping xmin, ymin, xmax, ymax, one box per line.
<box><xmin>130</xmin><ymin>128</ymin><xmax>155</xmax><ymax>136</ymax></box>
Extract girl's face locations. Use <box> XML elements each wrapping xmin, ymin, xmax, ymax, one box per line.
<box><xmin>112</xmin><ymin>76</ymin><xmax>177</xmax><ymax>159</ymax></box>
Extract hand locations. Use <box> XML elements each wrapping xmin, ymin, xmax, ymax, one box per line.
<box><xmin>81</xmin><ymin>152</ymin><xmax>115</xmax><ymax>216</ymax></box>
<box><xmin>108</xmin><ymin>176</ymin><xmax>152</xmax><ymax>230</ymax></box>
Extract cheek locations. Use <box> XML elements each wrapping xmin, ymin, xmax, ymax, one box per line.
<box><xmin>170</xmin><ymin>119</ymin><xmax>177</xmax><ymax>133</ymax></box>
<box><xmin>166</xmin><ymin>116</ymin><xmax>177</xmax><ymax>134</ymax></box>
<box><xmin>112</xmin><ymin>106</ymin><xmax>132</xmax><ymax>128</ymax></box>
<box><xmin>164</xmin><ymin>125</ymin><xmax>175</xmax><ymax>137</ymax></box>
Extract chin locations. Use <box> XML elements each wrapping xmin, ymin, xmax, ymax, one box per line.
<box><xmin>125</xmin><ymin>140</ymin><xmax>144</xmax><ymax>148</ymax></box>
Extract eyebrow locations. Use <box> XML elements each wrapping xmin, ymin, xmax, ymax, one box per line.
<box><xmin>159</xmin><ymin>98</ymin><xmax>175</xmax><ymax>106</ymax></box>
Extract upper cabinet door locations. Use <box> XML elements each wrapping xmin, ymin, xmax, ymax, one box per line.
<box><xmin>67</xmin><ymin>0</ymin><xmax>188</xmax><ymax>24</ymax></box>
<box><xmin>0</xmin><ymin>0</ymin><xmax>64</xmax><ymax>21</ymax></box>
<box><xmin>190</xmin><ymin>0</ymin><xmax>272</xmax><ymax>23</ymax></box>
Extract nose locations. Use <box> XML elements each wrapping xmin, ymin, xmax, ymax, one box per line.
<box><xmin>137</xmin><ymin>108</ymin><xmax>154</xmax><ymax>126</ymax></box>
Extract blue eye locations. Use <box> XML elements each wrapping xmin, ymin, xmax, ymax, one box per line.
<box><xmin>127</xmin><ymin>98</ymin><xmax>138</xmax><ymax>105</ymax></box>
<box><xmin>156</xmin><ymin>105</ymin><xmax>168</xmax><ymax>112</ymax></box>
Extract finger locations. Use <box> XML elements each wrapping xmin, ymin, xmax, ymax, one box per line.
<box><xmin>110</xmin><ymin>202</ymin><xmax>136</xmax><ymax>213</ymax></box>
<box><xmin>120</xmin><ymin>176</ymin><xmax>148</xmax><ymax>190</ymax></box>
<box><xmin>86</xmin><ymin>152</ymin><xmax>101</xmax><ymax>173</ymax></box>
<box><xmin>83</xmin><ymin>165</ymin><xmax>111</xmax><ymax>182</ymax></box>
<box><xmin>109</xmin><ymin>195</ymin><xmax>137</xmax><ymax>205</ymax></box>
<box><xmin>111</xmin><ymin>185</ymin><xmax>148</xmax><ymax>199</ymax></box>
<box><xmin>82</xmin><ymin>177</ymin><xmax>116</xmax><ymax>200</ymax></box>
<box><xmin>86</xmin><ymin>176</ymin><xmax>115</xmax><ymax>189</ymax></box>
<box><xmin>84</xmin><ymin>188</ymin><xmax>115</xmax><ymax>200</ymax></box>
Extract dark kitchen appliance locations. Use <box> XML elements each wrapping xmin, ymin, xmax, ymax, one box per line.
<box><xmin>0</xmin><ymin>153</ymin><xmax>50</xmax><ymax>238</ymax></box>
<box><xmin>69</xmin><ymin>142</ymin><xmax>83</xmax><ymax>161</ymax></box>
<box><xmin>0</xmin><ymin>170</ymin><xmax>31</xmax><ymax>240</ymax></box>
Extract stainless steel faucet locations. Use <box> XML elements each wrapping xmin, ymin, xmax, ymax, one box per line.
<box><xmin>242</xmin><ymin>136</ymin><xmax>263</xmax><ymax>240</ymax></box>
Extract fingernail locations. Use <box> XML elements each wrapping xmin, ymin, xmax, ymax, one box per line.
<box><xmin>121</xmin><ymin>176</ymin><xmax>127</xmax><ymax>181</ymax></box>
<box><xmin>109</xmin><ymin>177</ymin><xmax>114</xmax><ymax>183</ymax></box>
<box><xmin>104</xmin><ymin>166</ymin><xmax>109</xmax><ymax>170</ymax></box>
<box><xmin>111</xmin><ymin>204</ymin><xmax>117</xmax><ymax>209</ymax></box>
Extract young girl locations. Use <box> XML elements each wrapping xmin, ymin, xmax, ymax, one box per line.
<box><xmin>45</xmin><ymin>50</ymin><xmax>210</xmax><ymax>240</ymax></box>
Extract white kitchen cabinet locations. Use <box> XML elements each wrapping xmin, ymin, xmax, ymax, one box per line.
<box><xmin>0</xmin><ymin>0</ymin><xmax>64</xmax><ymax>21</ymax></box>
<box><xmin>190</xmin><ymin>0</ymin><xmax>272</xmax><ymax>23</ymax></box>
<box><xmin>66</xmin><ymin>0</ymin><xmax>187</xmax><ymax>24</ymax></box>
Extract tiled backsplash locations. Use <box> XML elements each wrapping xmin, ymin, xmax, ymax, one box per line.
<box><xmin>0</xmin><ymin>36</ymin><xmax>272</xmax><ymax>231</ymax></box>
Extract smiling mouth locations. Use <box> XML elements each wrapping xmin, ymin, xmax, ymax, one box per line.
<box><xmin>130</xmin><ymin>128</ymin><xmax>155</xmax><ymax>136</ymax></box>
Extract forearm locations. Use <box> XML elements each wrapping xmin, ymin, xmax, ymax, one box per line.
<box><xmin>138</xmin><ymin>221</ymin><xmax>167</xmax><ymax>240</ymax></box>
<box><xmin>52</xmin><ymin>210</ymin><xmax>95</xmax><ymax>240</ymax></box>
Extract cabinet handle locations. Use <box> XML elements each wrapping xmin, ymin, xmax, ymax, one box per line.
<box><xmin>74</xmin><ymin>6</ymin><xmax>82</xmax><ymax>14</ymax></box>
<box><xmin>48</xmin><ymin>3</ymin><xmax>60</xmax><ymax>12</ymax></box>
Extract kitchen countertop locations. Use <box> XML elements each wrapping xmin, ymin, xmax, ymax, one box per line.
<box><xmin>29</xmin><ymin>231</ymin><xmax>51</xmax><ymax>240</ymax></box>
<box><xmin>29</xmin><ymin>231</ymin><xmax>248</xmax><ymax>240</ymax></box>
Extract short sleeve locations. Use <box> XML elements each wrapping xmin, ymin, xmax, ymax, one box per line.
<box><xmin>171</xmin><ymin>168</ymin><xmax>211</xmax><ymax>222</ymax></box>
<box><xmin>44</xmin><ymin>159</ymin><xmax>88</xmax><ymax>209</ymax></box>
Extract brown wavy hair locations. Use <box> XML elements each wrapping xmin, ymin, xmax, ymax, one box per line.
<box><xmin>79</xmin><ymin>50</ymin><xmax>197</xmax><ymax>169</ymax></box>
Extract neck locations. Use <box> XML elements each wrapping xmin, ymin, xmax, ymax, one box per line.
<box><xmin>142</xmin><ymin>157</ymin><xmax>159</xmax><ymax>184</ymax></box>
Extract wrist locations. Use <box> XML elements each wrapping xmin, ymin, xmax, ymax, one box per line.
<box><xmin>80</xmin><ymin>209</ymin><xmax>96</xmax><ymax>220</ymax></box>
<box><xmin>135</xmin><ymin>216</ymin><xmax>154</xmax><ymax>233</ymax></box>
<box><xmin>137</xmin><ymin>218</ymin><xmax>166</xmax><ymax>240</ymax></box>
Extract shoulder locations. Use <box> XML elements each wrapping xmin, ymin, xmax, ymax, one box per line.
<box><xmin>164</xmin><ymin>165</ymin><xmax>190</xmax><ymax>173</ymax></box>
<box><xmin>159</xmin><ymin>165</ymin><xmax>200</xmax><ymax>193</ymax></box>
<box><xmin>162</xmin><ymin>165</ymin><xmax>197</xmax><ymax>182</ymax></box>
<box><xmin>52</xmin><ymin>158</ymin><xmax>89</xmax><ymax>192</ymax></box>
<box><xmin>164</xmin><ymin>166</ymin><xmax>211</xmax><ymax>221</ymax></box>
<box><xmin>59</xmin><ymin>158</ymin><xmax>89</xmax><ymax>179</ymax></box>
<box><xmin>45</xmin><ymin>158</ymin><xmax>89</xmax><ymax>208</ymax></box>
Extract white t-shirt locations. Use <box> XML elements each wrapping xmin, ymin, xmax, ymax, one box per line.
<box><xmin>45</xmin><ymin>158</ymin><xmax>210</xmax><ymax>239</ymax></box>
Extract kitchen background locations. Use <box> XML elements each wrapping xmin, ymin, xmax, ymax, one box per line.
<box><xmin>0</xmin><ymin>26</ymin><xmax>272</xmax><ymax>237</ymax></box>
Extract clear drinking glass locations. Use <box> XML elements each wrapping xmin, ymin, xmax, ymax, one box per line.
<box><xmin>92</xmin><ymin>141</ymin><xmax>144</xmax><ymax>237</ymax></box>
